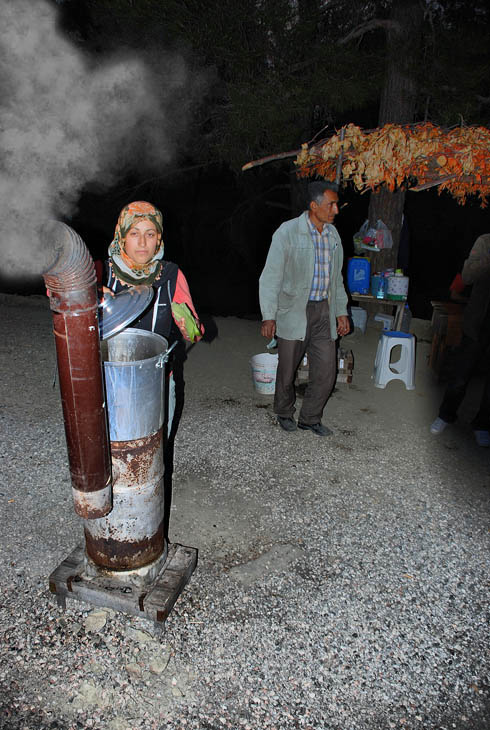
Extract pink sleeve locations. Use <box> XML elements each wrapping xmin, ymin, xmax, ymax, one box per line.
<box><xmin>174</xmin><ymin>270</ymin><xmax>199</xmax><ymax>317</ymax></box>
<box><xmin>173</xmin><ymin>269</ymin><xmax>205</xmax><ymax>337</ymax></box>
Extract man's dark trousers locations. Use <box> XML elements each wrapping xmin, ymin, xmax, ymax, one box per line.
<box><xmin>274</xmin><ymin>299</ymin><xmax>336</xmax><ymax>425</ymax></box>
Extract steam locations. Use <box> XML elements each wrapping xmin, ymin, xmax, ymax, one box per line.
<box><xmin>0</xmin><ymin>0</ymin><xmax>198</xmax><ymax>279</ymax></box>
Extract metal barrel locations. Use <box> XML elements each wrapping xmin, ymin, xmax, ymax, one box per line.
<box><xmin>101</xmin><ymin>329</ymin><xmax>166</xmax><ymax>442</ymax></box>
<box><xmin>42</xmin><ymin>222</ymin><xmax>112</xmax><ymax>519</ymax></box>
<box><xmin>83</xmin><ymin>329</ymin><xmax>168</xmax><ymax>571</ymax></box>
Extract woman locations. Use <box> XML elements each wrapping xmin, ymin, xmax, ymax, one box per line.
<box><xmin>104</xmin><ymin>200</ymin><xmax>203</xmax><ymax>436</ymax></box>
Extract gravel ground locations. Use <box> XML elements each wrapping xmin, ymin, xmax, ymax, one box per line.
<box><xmin>1</xmin><ymin>293</ymin><xmax>489</xmax><ymax>730</ymax></box>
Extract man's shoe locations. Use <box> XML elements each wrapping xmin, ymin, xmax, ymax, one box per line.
<box><xmin>474</xmin><ymin>430</ymin><xmax>490</xmax><ymax>447</ymax></box>
<box><xmin>277</xmin><ymin>416</ymin><xmax>297</xmax><ymax>432</ymax></box>
<box><xmin>298</xmin><ymin>422</ymin><xmax>332</xmax><ymax>437</ymax></box>
<box><xmin>430</xmin><ymin>417</ymin><xmax>449</xmax><ymax>435</ymax></box>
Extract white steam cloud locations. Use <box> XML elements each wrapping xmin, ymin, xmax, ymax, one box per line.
<box><xmin>0</xmin><ymin>0</ymin><xmax>199</xmax><ymax>279</ymax></box>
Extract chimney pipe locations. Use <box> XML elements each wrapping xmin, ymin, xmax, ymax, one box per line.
<box><xmin>42</xmin><ymin>222</ymin><xmax>112</xmax><ymax>519</ymax></box>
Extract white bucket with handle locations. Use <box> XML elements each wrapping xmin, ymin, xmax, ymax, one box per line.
<box><xmin>250</xmin><ymin>353</ymin><xmax>279</xmax><ymax>395</ymax></box>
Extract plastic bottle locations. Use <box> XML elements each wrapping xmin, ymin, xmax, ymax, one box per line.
<box><xmin>400</xmin><ymin>303</ymin><xmax>412</xmax><ymax>332</ymax></box>
<box><xmin>376</xmin><ymin>274</ymin><xmax>385</xmax><ymax>299</ymax></box>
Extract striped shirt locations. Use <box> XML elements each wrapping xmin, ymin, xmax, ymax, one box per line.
<box><xmin>307</xmin><ymin>217</ymin><xmax>333</xmax><ymax>301</ymax></box>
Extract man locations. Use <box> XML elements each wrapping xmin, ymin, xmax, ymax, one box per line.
<box><xmin>259</xmin><ymin>181</ymin><xmax>350</xmax><ymax>436</ymax></box>
<box><xmin>430</xmin><ymin>233</ymin><xmax>490</xmax><ymax>447</ymax></box>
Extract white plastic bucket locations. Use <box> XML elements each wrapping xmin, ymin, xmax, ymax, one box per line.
<box><xmin>250</xmin><ymin>353</ymin><xmax>279</xmax><ymax>395</ymax></box>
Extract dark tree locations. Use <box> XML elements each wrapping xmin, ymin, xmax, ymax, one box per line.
<box><xmin>367</xmin><ymin>0</ymin><xmax>424</xmax><ymax>270</ymax></box>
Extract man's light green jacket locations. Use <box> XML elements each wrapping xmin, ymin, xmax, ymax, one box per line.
<box><xmin>259</xmin><ymin>212</ymin><xmax>348</xmax><ymax>341</ymax></box>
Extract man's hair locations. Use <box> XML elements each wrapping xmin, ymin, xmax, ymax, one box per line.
<box><xmin>306</xmin><ymin>181</ymin><xmax>339</xmax><ymax>208</ymax></box>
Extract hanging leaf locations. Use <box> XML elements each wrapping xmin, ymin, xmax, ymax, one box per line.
<box><xmin>294</xmin><ymin>122</ymin><xmax>490</xmax><ymax>206</ymax></box>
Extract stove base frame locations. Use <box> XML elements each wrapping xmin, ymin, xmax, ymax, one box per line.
<box><xmin>49</xmin><ymin>543</ymin><xmax>197</xmax><ymax>624</ymax></box>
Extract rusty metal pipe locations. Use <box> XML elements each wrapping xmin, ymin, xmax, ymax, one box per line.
<box><xmin>42</xmin><ymin>222</ymin><xmax>112</xmax><ymax>519</ymax></box>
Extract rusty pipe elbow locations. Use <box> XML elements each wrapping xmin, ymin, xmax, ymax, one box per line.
<box><xmin>42</xmin><ymin>222</ymin><xmax>112</xmax><ymax>519</ymax></box>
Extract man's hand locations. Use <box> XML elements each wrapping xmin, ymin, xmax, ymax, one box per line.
<box><xmin>336</xmin><ymin>315</ymin><xmax>350</xmax><ymax>337</ymax></box>
<box><xmin>261</xmin><ymin>319</ymin><xmax>276</xmax><ymax>339</ymax></box>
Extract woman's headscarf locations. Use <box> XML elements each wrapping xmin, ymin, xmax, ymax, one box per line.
<box><xmin>108</xmin><ymin>201</ymin><xmax>164</xmax><ymax>286</ymax></box>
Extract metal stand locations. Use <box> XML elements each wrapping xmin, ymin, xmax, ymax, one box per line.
<box><xmin>49</xmin><ymin>543</ymin><xmax>197</xmax><ymax>624</ymax></box>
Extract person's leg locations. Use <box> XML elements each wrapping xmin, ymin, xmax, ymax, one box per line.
<box><xmin>168</xmin><ymin>340</ymin><xmax>186</xmax><ymax>440</ymax></box>
<box><xmin>472</xmin><ymin>326</ymin><xmax>490</xmax><ymax>433</ymax></box>
<box><xmin>299</xmin><ymin>300</ymin><xmax>336</xmax><ymax>425</ymax></box>
<box><xmin>472</xmin><ymin>369</ymin><xmax>490</xmax><ymax>431</ymax></box>
<box><xmin>439</xmin><ymin>336</ymin><xmax>482</xmax><ymax>423</ymax></box>
<box><xmin>274</xmin><ymin>337</ymin><xmax>305</xmax><ymax>419</ymax></box>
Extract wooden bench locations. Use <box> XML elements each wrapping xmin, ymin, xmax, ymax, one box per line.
<box><xmin>429</xmin><ymin>300</ymin><xmax>465</xmax><ymax>376</ymax></box>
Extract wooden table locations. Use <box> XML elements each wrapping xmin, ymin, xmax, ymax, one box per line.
<box><xmin>350</xmin><ymin>293</ymin><xmax>405</xmax><ymax>331</ymax></box>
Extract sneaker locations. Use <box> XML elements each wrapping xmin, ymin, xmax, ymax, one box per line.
<box><xmin>298</xmin><ymin>422</ymin><xmax>333</xmax><ymax>437</ymax></box>
<box><xmin>474</xmin><ymin>430</ymin><xmax>490</xmax><ymax>447</ymax></box>
<box><xmin>430</xmin><ymin>417</ymin><xmax>449</xmax><ymax>435</ymax></box>
<box><xmin>277</xmin><ymin>416</ymin><xmax>297</xmax><ymax>432</ymax></box>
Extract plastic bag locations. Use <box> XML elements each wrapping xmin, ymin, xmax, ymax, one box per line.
<box><xmin>354</xmin><ymin>220</ymin><xmax>376</xmax><ymax>242</ymax></box>
<box><xmin>353</xmin><ymin>219</ymin><xmax>393</xmax><ymax>252</ymax></box>
<box><xmin>374</xmin><ymin>219</ymin><xmax>393</xmax><ymax>250</ymax></box>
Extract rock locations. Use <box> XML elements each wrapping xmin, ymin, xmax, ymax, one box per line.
<box><xmin>107</xmin><ymin>719</ymin><xmax>132</xmax><ymax>730</ymax></box>
<box><xmin>149</xmin><ymin>658</ymin><xmax>167</xmax><ymax>675</ymax></box>
<box><xmin>126</xmin><ymin>627</ymin><xmax>156</xmax><ymax>644</ymax></box>
<box><xmin>125</xmin><ymin>662</ymin><xmax>143</xmax><ymax>679</ymax></box>
<box><xmin>72</xmin><ymin>681</ymin><xmax>112</xmax><ymax>709</ymax></box>
<box><xmin>83</xmin><ymin>610</ymin><xmax>108</xmax><ymax>632</ymax></box>
<box><xmin>148</xmin><ymin>647</ymin><xmax>171</xmax><ymax>675</ymax></box>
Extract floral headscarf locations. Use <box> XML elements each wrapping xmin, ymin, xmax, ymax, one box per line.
<box><xmin>108</xmin><ymin>201</ymin><xmax>164</xmax><ymax>286</ymax></box>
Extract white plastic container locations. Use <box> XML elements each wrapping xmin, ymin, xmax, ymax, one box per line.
<box><xmin>374</xmin><ymin>313</ymin><xmax>394</xmax><ymax>331</ymax></box>
<box><xmin>386</xmin><ymin>272</ymin><xmax>409</xmax><ymax>301</ymax></box>
<box><xmin>351</xmin><ymin>306</ymin><xmax>368</xmax><ymax>334</ymax></box>
<box><xmin>250</xmin><ymin>353</ymin><xmax>279</xmax><ymax>394</ymax></box>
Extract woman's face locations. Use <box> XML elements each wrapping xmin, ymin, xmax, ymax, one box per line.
<box><xmin>123</xmin><ymin>219</ymin><xmax>161</xmax><ymax>265</ymax></box>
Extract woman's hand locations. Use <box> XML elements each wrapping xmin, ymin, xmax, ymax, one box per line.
<box><xmin>100</xmin><ymin>286</ymin><xmax>115</xmax><ymax>302</ymax></box>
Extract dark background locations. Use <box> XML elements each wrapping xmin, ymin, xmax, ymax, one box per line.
<box><xmin>3</xmin><ymin>0</ymin><xmax>490</xmax><ymax>320</ymax></box>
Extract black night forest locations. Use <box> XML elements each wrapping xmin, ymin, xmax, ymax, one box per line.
<box><xmin>1</xmin><ymin>0</ymin><xmax>490</xmax><ymax>319</ymax></box>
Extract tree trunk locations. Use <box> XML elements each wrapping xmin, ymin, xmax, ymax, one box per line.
<box><xmin>368</xmin><ymin>0</ymin><xmax>423</xmax><ymax>271</ymax></box>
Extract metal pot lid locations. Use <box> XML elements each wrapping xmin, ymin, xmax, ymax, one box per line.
<box><xmin>98</xmin><ymin>285</ymin><xmax>154</xmax><ymax>340</ymax></box>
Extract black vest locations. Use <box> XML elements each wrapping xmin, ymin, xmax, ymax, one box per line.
<box><xmin>105</xmin><ymin>260</ymin><xmax>182</xmax><ymax>344</ymax></box>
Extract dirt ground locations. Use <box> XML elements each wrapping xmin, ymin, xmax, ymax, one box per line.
<box><xmin>1</xmin><ymin>294</ymin><xmax>489</xmax><ymax>730</ymax></box>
